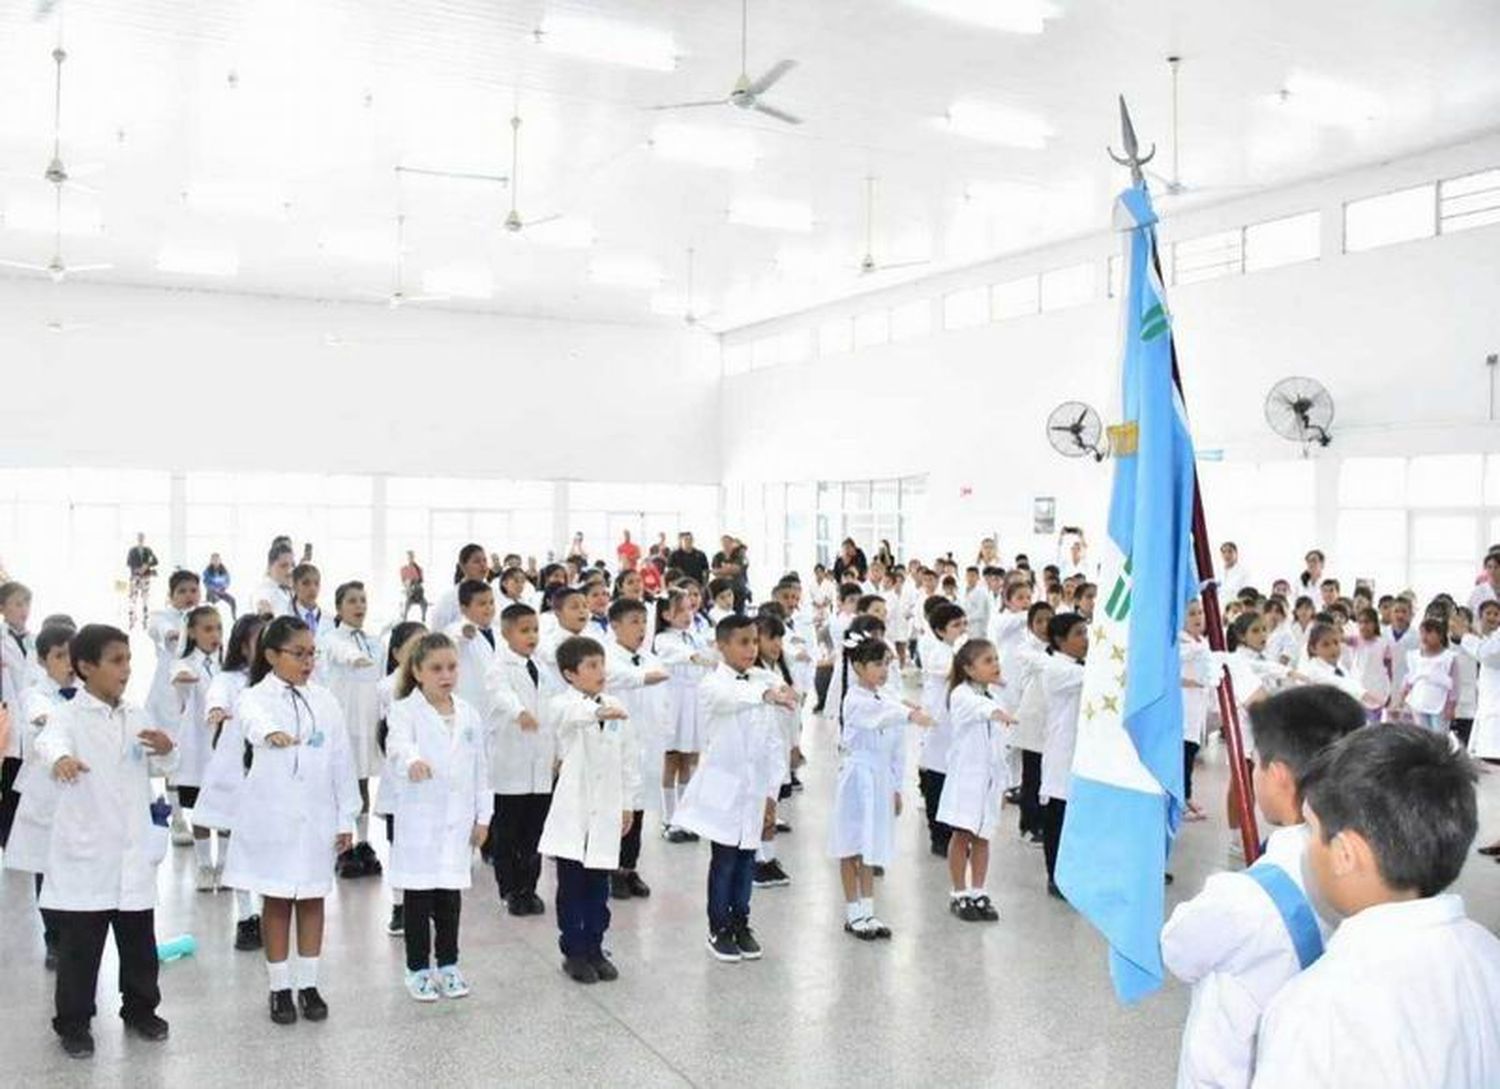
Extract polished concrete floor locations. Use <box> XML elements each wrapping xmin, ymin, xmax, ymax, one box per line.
<box><xmin>4</xmin><ymin>707</ymin><xmax>1500</xmax><ymax>1089</ymax></box>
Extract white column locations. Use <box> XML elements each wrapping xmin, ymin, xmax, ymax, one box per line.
<box><xmin>1314</xmin><ymin>454</ymin><xmax>1340</xmax><ymax>565</ymax></box>
<box><xmin>371</xmin><ymin>474</ymin><xmax>387</xmax><ymax>613</ymax></box>
<box><xmin>169</xmin><ymin>472</ymin><xmax>187</xmax><ymax>568</ymax></box>
<box><xmin>551</xmin><ymin>481</ymin><xmax>570</xmax><ymax>564</ymax></box>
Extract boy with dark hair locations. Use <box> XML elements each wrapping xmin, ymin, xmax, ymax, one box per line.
<box><xmin>603</xmin><ymin>598</ymin><xmax>668</xmax><ymax>900</ymax></box>
<box><xmin>446</xmin><ymin>578</ymin><xmax>497</xmax><ymax>712</ymax></box>
<box><xmin>1162</xmin><ymin>685</ymin><xmax>1366</xmax><ymax>1089</ymax></box>
<box><xmin>0</xmin><ymin>580</ymin><xmax>37</xmax><ymax>848</ymax></box>
<box><xmin>1254</xmin><ymin>725</ymin><xmax>1500</xmax><ymax>1087</ymax></box>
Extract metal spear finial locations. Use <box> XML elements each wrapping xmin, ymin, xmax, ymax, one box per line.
<box><xmin>1107</xmin><ymin>95</ymin><xmax>1155</xmax><ymax>187</ymax></box>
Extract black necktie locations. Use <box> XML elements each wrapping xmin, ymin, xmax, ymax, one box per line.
<box><xmin>9</xmin><ymin>628</ymin><xmax>25</xmax><ymax>654</ymax></box>
<box><xmin>736</xmin><ymin>673</ymin><xmax>750</xmax><ymax>681</ymax></box>
<box><xmin>526</xmin><ymin>658</ymin><xmax>540</xmax><ymax>688</ymax></box>
<box><xmin>631</xmin><ymin>653</ymin><xmax>641</xmax><ymax>666</ymax></box>
<box><xmin>58</xmin><ymin>686</ymin><xmax>77</xmax><ymax>701</ymax></box>
<box><xmin>1334</xmin><ymin>666</ymin><xmax>1344</xmax><ymax>677</ymax></box>
<box><xmin>480</xmin><ymin>628</ymin><xmax>495</xmax><ymax>650</ymax></box>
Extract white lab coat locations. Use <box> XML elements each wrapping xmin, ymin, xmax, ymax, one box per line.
<box><xmin>605</xmin><ymin>640</ymin><xmax>670</xmax><ymax>811</ymax></box>
<box><xmin>827</xmin><ymin>684</ymin><xmax>906</xmax><ymax>865</ymax></box>
<box><xmin>917</xmin><ymin>634</ymin><xmax>957</xmax><ymax>772</ymax></box>
<box><xmin>937</xmin><ymin>683</ymin><xmax>1008</xmax><ymax>837</ymax></box>
<box><xmin>429</xmin><ymin>585</ymin><xmax>462</xmax><ymax>634</ymax></box>
<box><xmin>1404</xmin><ymin>648</ymin><xmax>1456</xmax><ymax>716</ymax></box>
<box><xmin>221</xmin><ymin>678</ymin><xmax>360</xmax><ymax>899</ymax></box>
<box><xmin>1040</xmin><ymin>653</ymin><xmax>1085</xmax><ymax>801</ymax></box>
<box><xmin>0</xmin><ymin>626</ymin><xmax>36</xmax><ymax>759</ymax></box>
<box><xmin>483</xmin><ymin>645</ymin><xmax>555</xmax><ymax>795</ymax></box>
<box><xmin>1253</xmin><ymin>894</ymin><xmax>1500</xmax><ymax>1089</ymax></box>
<box><xmin>1008</xmin><ymin>633</ymin><xmax>1051</xmax><ymax>752</ymax></box>
<box><xmin>318</xmin><ymin>625</ymin><xmax>383</xmax><ymax>779</ymax></box>
<box><xmin>3</xmin><ymin>677</ymin><xmax>71</xmax><ymax>874</ymax></box>
<box><xmin>1181</xmin><ymin>634</ymin><xmax>1219</xmax><ymax>746</ymax></box>
<box><xmin>251</xmin><ymin>578</ymin><xmax>294</xmax><ymax>618</ymax></box>
<box><xmin>1465</xmin><ymin>630</ymin><xmax>1500</xmax><ymax>757</ymax></box>
<box><xmin>171</xmin><ymin>648</ymin><xmax>220</xmax><ymax>789</ymax></box>
<box><xmin>782</xmin><ymin>613</ymin><xmax>818</xmax><ymax>697</ymax></box>
<box><xmin>1162</xmin><ymin>824</ymin><xmax>1328</xmax><ymax>1089</ymax></box>
<box><xmin>675</xmin><ymin>664</ymin><xmax>786</xmax><ymax>848</ymax></box>
<box><xmin>143</xmin><ymin>607</ymin><xmax>186</xmax><ymax>730</ymax></box>
<box><xmin>1300</xmin><ymin>657</ymin><xmax>1370</xmax><ymax>704</ymax></box>
<box><xmin>384</xmin><ymin>692</ymin><xmax>492</xmax><ymax>890</ymax></box>
<box><xmin>1222</xmin><ymin>649</ymin><xmax>1289</xmax><ymax>755</ymax></box>
<box><xmin>1383</xmin><ymin>625</ymin><xmax>1419</xmax><ymax>714</ymax></box>
<box><xmin>444</xmin><ymin>621</ymin><xmax>498</xmax><ymax>713</ymax></box>
<box><xmin>1350</xmin><ymin>635</ymin><xmax>1393</xmax><ymax>707</ymax></box>
<box><xmin>1453</xmin><ymin>638</ymin><xmax>1479</xmax><ymax>721</ymax></box>
<box><xmin>964</xmin><ymin>585</ymin><xmax>992</xmax><ymax>638</ymax></box>
<box><xmin>653</xmin><ymin>626</ymin><xmax>709</xmax><ymax>753</ymax></box>
<box><xmin>371</xmin><ymin>673</ymin><xmax>401</xmax><ymax>818</ymax></box>
<box><xmin>33</xmin><ymin>692</ymin><xmax>178</xmax><ymax>911</ymax></box>
<box><xmin>190</xmin><ymin>669</ymin><xmax>250</xmax><ymax>832</ymax></box>
<box><xmin>536</xmin><ymin>688</ymin><xmax>640</xmax><ymax>870</ymax></box>
<box><xmin>986</xmin><ymin>608</ymin><xmax>1028</xmax><ymax>664</ymax></box>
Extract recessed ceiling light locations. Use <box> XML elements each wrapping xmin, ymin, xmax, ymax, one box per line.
<box><xmin>589</xmin><ymin>255</ymin><xmax>663</xmax><ymax>289</ymax></box>
<box><xmin>422</xmin><ymin>263</ymin><xmax>492</xmax><ymax>299</ymax></box>
<box><xmin>903</xmin><ymin>0</ymin><xmax>1057</xmax><ymax>34</ymax></box>
<box><xmin>728</xmin><ymin>197</ymin><xmax>814</xmax><ymax>232</ymax></box>
<box><xmin>537</xmin><ymin>12</ymin><xmax>677</xmax><ymax>72</ymax></box>
<box><xmin>1268</xmin><ymin>73</ymin><xmax>1381</xmax><ymax>126</ymax></box>
<box><xmin>157</xmin><ymin>242</ymin><xmax>239</xmax><ymax>277</ymax></box>
<box><xmin>938</xmin><ymin>100</ymin><xmax>1052</xmax><ymax>149</ymax></box>
<box><xmin>651</xmin><ymin>123</ymin><xmax>759</xmax><ymax>172</ymax></box>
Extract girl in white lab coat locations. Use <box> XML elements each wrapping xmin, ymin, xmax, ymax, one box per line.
<box><xmin>1179</xmin><ymin>601</ymin><xmax>1218</xmax><ymax>822</ymax></box>
<box><xmin>0</xmin><ymin>580</ymin><xmax>37</xmax><ymax>852</ymax></box>
<box><xmin>191</xmin><ymin>612</ymin><xmax>269</xmax><ymax>952</ymax></box>
<box><xmin>250</xmin><ymin>543</ymin><xmax>296</xmax><ymax>618</ymax></box>
<box><xmin>385</xmin><ymin>633</ymin><xmax>492</xmax><ymax>1002</ymax></box>
<box><xmin>145</xmin><ymin>570</ymin><xmax>200</xmax><ymax>846</ymax></box>
<box><xmin>1397</xmin><ymin>617</ymin><xmax>1459</xmax><ymax>733</ymax></box>
<box><xmin>940</xmin><ymin>638</ymin><xmax>1014</xmax><ymax>922</ymax></box>
<box><xmin>320</xmin><ymin>581</ymin><xmax>383</xmax><ymax>876</ymax></box>
<box><xmin>916</xmin><ymin>600</ymin><xmax>968</xmax><ymax>858</ymax></box>
<box><xmin>830</xmin><ymin>636</ymin><xmax>930</xmax><ymax>939</ymax></box>
<box><xmin>652</xmin><ymin>588</ymin><xmax>714</xmax><ymax>842</ymax></box>
<box><xmin>429</xmin><ymin>543</ymin><xmax>489</xmax><ymax>634</ymax></box>
<box><xmin>222</xmin><ymin>616</ymin><xmax>359</xmax><ymax>1026</ymax></box>
<box><xmin>1301</xmin><ymin>622</ymin><xmax>1385</xmax><ymax>709</ymax></box>
<box><xmin>1040</xmin><ymin>612</ymin><xmax>1088</xmax><ymax>897</ymax></box>
<box><xmin>752</xmin><ymin>614</ymin><xmax>800</xmax><ymax>888</ymax></box>
<box><xmin>172</xmin><ymin>605</ymin><xmax>224</xmax><ymax>891</ymax></box>
<box><xmin>1450</xmin><ymin>607</ymin><xmax>1479</xmax><ymax>748</ymax></box>
<box><xmin>373</xmin><ymin>620</ymin><xmax>427</xmax><ymax>937</ymax></box>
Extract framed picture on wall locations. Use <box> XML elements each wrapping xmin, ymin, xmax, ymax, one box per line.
<box><xmin>1033</xmin><ymin>496</ymin><xmax>1056</xmax><ymax>535</ymax></box>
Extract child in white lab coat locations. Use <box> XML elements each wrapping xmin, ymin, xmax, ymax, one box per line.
<box><xmin>1397</xmin><ymin>617</ymin><xmax>1458</xmax><ymax>733</ymax></box>
<box><xmin>171</xmin><ymin>605</ymin><xmax>224</xmax><ymax>891</ymax></box>
<box><xmin>374</xmin><ymin>620</ymin><xmax>427</xmax><ymax>936</ymax></box>
<box><xmin>751</xmin><ymin>612</ymin><xmax>800</xmax><ymax>889</ymax></box>
<box><xmin>537</xmin><ymin>635</ymin><xmax>640</xmax><ymax>985</ymax></box>
<box><xmin>320</xmin><ymin>580</ymin><xmax>383</xmax><ymax>878</ymax></box>
<box><xmin>289</xmin><ymin>563</ymin><xmax>328</xmax><ymax>637</ymax></box>
<box><xmin>941</xmin><ymin>638</ymin><xmax>1015</xmax><ymax>922</ymax></box>
<box><xmin>1449</xmin><ymin>606</ymin><xmax>1479</xmax><ymax>748</ymax></box>
<box><xmin>604</xmin><ymin>597</ymin><xmax>670</xmax><ymax>900</ymax></box>
<box><xmin>676</xmin><ymin>614</ymin><xmax>797</xmax><ymax>964</ymax></box>
<box><xmin>1180</xmin><ymin>601</ymin><xmax>1218</xmax><ymax>822</ymax></box>
<box><xmin>1382</xmin><ymin>597</ymin><xmax>1419</xmax><ymax>722</ymax></box>
<box><xmin>145</xmin><ymin>570</ymin><xmax>200</xmax><ymax>846</ymax></box>
<box><xmin>1254</xmin><ymin>725</ymin><xmax>1500</xmax><ymax>1089</ymax></box>
<box><xmin>37</xmin><ymin>624</ymin><xmax>177</xmax><ymax>1058</ymax></box>
<box><xmin>1162</xmin><ymin>685</ymin><xmax>1364</xmax><ymax>1089</ymax></box>
<box><xmin>1301</xmin><ymin>623</ymin><xmax>1384</xmax><ymax>709</ymax></box>
<box><xmin>190</xmin><ymin>612</ymin><xmax>269</xmax><ymax>952</ymax></box>
<box><xmin>1040</xmin><ymin>612</ymin><xmax>1088</xmax><ymax>898</ymax></box>
<box><xmin>830</xmin><ymin>636</ymin><xmax>930</xmax><ymax>939</ymax></box>
<box><xmin>445</xmin><ymin>579</ymin><xmax>498</xmax><ymax>712</ymax></box>
<box><xmin>1010</xmin><ymin>601</ymin><xmax>1055</xmax><ymax>846</ymax></box>
<box><xmin>653</xmin><ymin>587</ymin><xmax>715</xmax><ymax>843</ymax></box>
<box><xmin>384</xmin><ymin>633</ymin><xmax>492</xmax><ymax>1002</ymax></box>
<box><xmin>917</xmin><ymin>600</ymin><xmax>968</xmax><ymax>858</ymax></box>
<box><xmin>251</xmin><ymin>543</ymin><xmax>296</xmax><ymax>618</ymax></box>
<box><xmin>222</xmin><ymin>615</ymin><xmax>360</xmax><ymax>1026</ymax></box>
<box><xmin>0</xmin><ymin>580</ymin><xmax>37</xmax><ymax>850</ymax></box>
<box><xmin>429</xmin><ymin>544</ymin><xmax>490</xmax><ymax>634</ymax></box>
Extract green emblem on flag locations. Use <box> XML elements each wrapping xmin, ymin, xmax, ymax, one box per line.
<box><xmin>1141</xmin><ymin>302</ymin><xmax>1168</xmax><ymax>342</ymax></box>
<box><xmin>1105</xmin><ymin>557</ymin><xmax>1133</xmax><ymax>621</ymax></box>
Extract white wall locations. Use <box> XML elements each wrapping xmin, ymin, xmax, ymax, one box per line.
<box><xmin>719</xmin><ymin>132</ymin><xmax>1500</xmax><ymax>581</ymax></box>
<box><xmin>0</xmin><ymin>280</ymin><xmax>722</xmax><ymax>482</ymax></box>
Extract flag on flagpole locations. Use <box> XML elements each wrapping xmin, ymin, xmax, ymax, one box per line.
<box><xmin>1053</xmin><ymin>182</ymin><xmax>1200</xmax><ymax>1003</ymax></box>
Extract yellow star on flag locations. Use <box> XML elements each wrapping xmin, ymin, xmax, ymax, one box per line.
<box><xmin>1084</xmin><ymin>701</ymin><xmax>1096</xmax><ymax>720</ymax></box>
<box><xmin>1100</xmin><ymin>693</ymin><xmax>1119</xmax><ymax>714</ymax></box>
<box><xmin>1110</xmin><ymin>644</ymin><xmax>1125</xmax><ymax>663</ymax></box>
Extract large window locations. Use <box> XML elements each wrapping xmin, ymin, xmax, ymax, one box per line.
<box><xmin>1197</xmin><ymin>459</ymin><xmax>1315</xmax><ymax>590</ymax></box>
<box><xmin>1344</xmin><ymin>184</ymin><xmax>1437</xmax><ymax>253</ymax></box>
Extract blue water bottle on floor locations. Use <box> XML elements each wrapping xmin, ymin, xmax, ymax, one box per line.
<box><xmin>157</xmin><ymin>934</ymin><xmax>197</xmax><ymax>962</ymax></box>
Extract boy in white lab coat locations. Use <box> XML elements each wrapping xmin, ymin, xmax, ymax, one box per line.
<box><xmin>145</xmin><ymin>570</ymin><xmax>200</xmax><ymax>846</ymax></box>
<box><xmin>1254</xmin><ymin>725</ymin><xmax>1500</xmax><ymax>1088</ymax></box>
<box><xmin>1161</xmin><ymin>685</ymin><xmax>1365</xmax><ymax>1089</ymax></box>
<box><xmin>37</xmin><ymin>624</ymin><xmax>177</xmax><ymax>1059</ymax></box>
<box><xmin>604</xmin><ymin>598</ymin><xmax>670</xmax><ymax>900</ymax></box>
<box><xmin>445</xmin><ymin>579</ymin><xmax>498</xmax><ymax>712</ymax></box>
<box><xmin>537</xmin><ymin>636</ymin><xmax>639</xmax><ymax>985</ymax></box>
<box><xmin>0</xmin><ymin>579</ymin><xmax>37</xmax><ymax>850</ymax></box>
<box><xmin>539</xmin><ymin>587</ymin><xmax>591</xmax><ymax>690</ymax></box>
<box><xmin>675</xmin><ymin>614</ymin><xmax>798</xmax><ymax>964</ymax></box>
<box><xmin>484</xmin><ymin>603</ymin><xmax>555</xmax><ymax>917</ymax></box>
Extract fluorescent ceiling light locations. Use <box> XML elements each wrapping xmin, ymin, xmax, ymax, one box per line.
<box><xmin>318</xmin><ymin>227</ymin><xmax>397</xmax><ymax>264</ymax></box>
<box><xmin>651</xmin><ymin>123</ymin><xmax>758</xmax><ymax>172</ymax></box>
<box><xmin>903</xmin><ymin>0</ymin><xmax>1057</xmax><ymax>34</ymax></box>
<box><xmin>939</xmin><ymin>100</ymin><xmax>1052</xmax><ymax>149</ymax></box>
<box><xmin>728</xmin><ymin>197</ymin><xmax>813</xmax><ymax>232</ymax></box>
<box><xmin>518</xmin><ymin>216</ymin><xmax>595</xmax><ymax>249</ymax></box>
<box><xmin>589</xmin><ymin>255</ymin><xmax>662</xmax><ymax>289</ymax></box>
<box><xmin>3</xmin><ymin>193</ymin><xmax>102</xmax><ymax>236</ymax></box>
<box><xmin>1268</xmin><ymin>73</ymin><xmax>1381</xmax><ymax>126</ymax></box>
<box><xmin>538</xmin><ymin>12</ymin><xmax>676</xmax><ymax>72</ymax></box>
<box><xmin>156</xmin><ymin>242</ymin><xmax>238</xmax><ymax>277</ymax></box>
<box><xmin>422</xmin><ymin>262</ymin><xmax>492</xmax><ymax>299</ymax></box>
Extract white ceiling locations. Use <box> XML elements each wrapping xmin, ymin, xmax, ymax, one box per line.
<box><xmin>0</xmin><ymin>0</ymin><xmax>1497</xmax><ymax>331</ymax></box>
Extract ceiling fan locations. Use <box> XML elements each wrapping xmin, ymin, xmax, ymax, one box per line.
<box><xmin>0</xmin><ymin>177</ymin><xmax>111</xmax><ymax>283</ymax></box>
<box><xmin>854</xmin><ymin>176</ymin><xmax>928</xmax><ymax>276</ymax></box>
<box><xmin>354</xmin><ymin>213</ymin><xmax>448</xmax><ymax>309</ymax></box>
<box><xmin>1148</xmin><ymin>56</ymin><xmax>1254</xmax><ymax>202</ymax></box>
<box><xmin>648</xmin><ymin>0</ymin><xmax>801</xmax><ymax>125</ymax></box>
<box><xmin>501</xmin><ymin>113</ymin><xmax>562</xmax><ymax>234</ymax></box>
<box><xmin>677</xmin><ymin>247</ymin><xmax>717</xmax><ymax>330</ymax></box>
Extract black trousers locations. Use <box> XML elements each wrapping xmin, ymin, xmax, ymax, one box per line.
<box><xmin>917</xmin><ymin>768</ymin><xmax>951</xmax><ymax>852</ymax></box>
<box><xmin>1453</xmin><ymin>718</ymin><xmax>1474</xmax><ymax>748</ymax></box>
<box><xmin>35</xmin><ymin>873</ymin><xmax>59</xmax><ymax>948</ymax></box>
<box><xmin>1183</xmin><ymin>741</ymin><xmax>1201</xmax><ymax>803</ymax></box>
<box><xmin>206</xmin><ymin>588</ymin><xmax>237</xmax><ymax>619</ymax></box>
<box><xmin>555</xmin><ymin>858</ymin><xmax>610</xmax><ymax>958</ymax></box>
<box><xmin>491</xmin><ymin>793</ymin><xmax>551</xmax><ymax>899</ymax></box>
<box><xmin>813</xmin><ymin>664</ymin><xmax>832</xmax><ymax>712</ymax></box>
<box><xmin>1042</xmin><ymin>798</ymin><xmax>1068</xmax><ymax>884</ymax></box>
<box><xmin>403</xmin><ymin>888</ymin><xmax>462</xmax><ymax>972</ymax></box>
<box><xmin>1018</xmin><ymin>750</ymin><xmax>1043</xmax><ymax>836</ymax></box>
<box><xmin>618</xmin><ymin>809</ymin><xmax>645</xmax><ymax>870</ymax></box>
<box><xmin>0</xmin><ymin>755</ymin><xmax>22</xmax><ymax>847</ymax></box>
<box><xmin>53</xmin><ymin>908</ymin><xmax>159</xmax><ymax>1037</ymax></box>
<box><xmin>707</xmin><ymin>842</ymin><xmax>756</xmax><ymax>933</ymax></box>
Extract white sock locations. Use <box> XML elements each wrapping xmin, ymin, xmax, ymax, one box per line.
<box><xmin>756</xmin><ymin>842</ymin><xmax>771</xmax><ymax>862</ymax></box>
<box><xmin>675</xmin><ymin>783</ymin><xmax>686</xmax><ymax>812</ymax></box>
<box><xmin>193</xmin><ymin>837</ymin><xmax>213</xmax><ymax>867</ymax></box>
<box><xmin>296</xmin><ymin>955</ymin><xmax>320</xmax><ymax>989</ymax></box>
<box><xmin>391</xmin><ymin>889</ymin><xmax>404</xmax><ymax>906</ymax></box>
<box><xmin>860</xmin><ymin>897</ymin><xmax>875</xmax><ymax>920</ymax></box>
<box><xmin>949</xmin><ymin>889</ymin><xmax>965</xmax><ymax>900</ymax></box>
<box><xmin>235</xmin><ymin>889</ymin><xmax>255</xmax><ymax>919</ymax></box>
<box><xmin>845</xmin><ymin>901</ymin><xmax>866</xmax><ymax>925</ymax></box>
<box><xmin>661</xmin><ymin>786</ymin><xmax>677</xmax><ymax>825</ymax></box>
<box><xmin>968</xmin><ymin>887</ymin><xmax>985</xmax><ymax>899</ymax></box>
<box><xmin>355</xmin><ymin>812</ymin><xmax>369</xmax><ymax>842</ymax></box>
<box><xmin>267</xmin><ymin>959</ymin><xmax>291</xmax><ymax>992</ymax></box>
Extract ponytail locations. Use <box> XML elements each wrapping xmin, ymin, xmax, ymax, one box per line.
<box><xmin>250</xmin><ymin>615</ymin><xmax>309</xmax><ymax>685</ymax></box>
<box><xmin>396</xmin><ymin>632</ymin><xmax>454</xmax><ymax>700</ymax></box>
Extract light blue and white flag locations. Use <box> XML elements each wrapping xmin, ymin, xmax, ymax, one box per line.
<box><xmin>1054</xmin><ymin>182</ymin><xmax>1200</xmax><ymax>1003</ymax></box>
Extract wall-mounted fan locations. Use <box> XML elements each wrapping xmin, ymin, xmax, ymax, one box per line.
<box><xmin>1265</xmin><ymin>376</ymin><xmax>1334</xmax><ymax>451</ymax></box>
<box><xmin>1046</xmin><ymin>401</ymin><xmax>1108</xmax><ymax>461</ymax></box>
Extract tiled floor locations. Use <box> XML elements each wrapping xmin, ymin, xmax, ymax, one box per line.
<box><xmin>4</xmin><ymin>698</ymin><xmax>1499</xmax><ymax>1088</ymax></box>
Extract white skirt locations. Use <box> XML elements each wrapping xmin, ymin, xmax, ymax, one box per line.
<box><xmin>936</xmin><ymin>756</ymin><xmax>1005</xmax><ymax>838</ymax></box>
<box><xmin>190</xmin><ymin>721</ymin><xmax>245</xmax><ymax>832</ymax></box>
<box><xmin>666</xmin><ymin>681</ymin><xmax>704</xmax><ymax>754</ymax></box>
<box><xmin>827</xmin><ymin>759</ymin><xmax>896</xmax><ymax>866</ymax></box>
<box><xmin>1469</xmin><ymin>709</ymin><xmax>1500</xmax><ymax>760</ymax></box>
<box><xmin>172</xmin><ymin>716</ymin><xmax>215</xmax><ymax>790</ymax></box>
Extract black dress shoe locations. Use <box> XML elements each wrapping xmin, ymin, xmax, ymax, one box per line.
<box><xmin>589</xmin><ymin>953</ymin><xmax>620</xmax><ymax>982</ymax></box>
<box><xmin>297</xmin><ymin>987</ymin><xmax>328</xmax><ymax>1022</ymax></box>
<box><xmin>526</xmin><ymin>892</ymin><xmax>546</xmax><ymax>915</ymax></box>
<box><xmin>609</xmin><ymin>872</ymin><xmax>633</xmax><ymax>900</ymax></box>
<box><xmin>774</xmin><ymin>819</ymin><xmax>793</xmax><ymax>833</ymax></box>
<box><xmin>335</xmin><ymin>848</ymin><xmax>362</xmax><ymax>879</ymax></box>
<box><xmin>563</xmin><ymin>955</ymin><xmax>599</xmax><ymax>983</ymax></box>
<box><xmin>269</xmin><ymin>989</ymin><xmax>297</xmax><ymax>1025</ymax></box>
<box><xmin>59</xmin><ymin>1030</ymin><xmax>94</xmax><ymax>1059</ymax></box>
<box><xmin>1047</xmin><ymin>881</ymin><xmax>1066</xmax><ymax>901</ymax></box>
<box><xmin>1478</xmin><ymin>843</ymin><xmax>1500</xmax><ymax>857</ymax></box>
<box><xmin>123</xmin><ymin>1013</ymin><xmax>170</xmax><ymax>1041</ymax></box>
<box><xmin>235</xmin><ymin>916</ymin><xmax>263</xmax><ymax>951</ymax></box>
<box><xmin>506</xmin><ymin>893</ymin><xmax>531</xmax><ymax>916</ymax></box>
<box><xmin>623</xmin><ymin>871</ymin><xmax>651</xmax><ymax>898</ymax></box>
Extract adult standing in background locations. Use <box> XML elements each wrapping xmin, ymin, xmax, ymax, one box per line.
<box><xmin>616</xmin><ymin>530</ymin><xmax>641</xmax><ymax>572</ymax></box>
<box><xmin>832</xmin><ymin>538</ymin><xmax>867</xmax><ymax>583</ymax></box>
<box><xmin>125</xmin><ymin>532</ymin><xmax>159</xmax><ymax>631</ymax></box>
<box><xmin>203</xmin><ymin>552</ymin><xmax>237</xmax><ymax>620</ymax></box>
<box><xmin>668</xmin><ymin>532</ymin><xmax>710</xmax><ymax>586</ymax></box>
<box><xmin>1468</xmin><ymin>550</ymin><xmax>1500</xmax><ymax>613</ymax></box>
<box><xmin>1219</xmin><ymin>541</ymin><xmax>1252</xmax><ymax>598</ymax></box>
<box><xmin>1299</xmin><ymin>549</ymin><xmax>1327</xmax><ymax>592</ymax></box>
<box><xmin>713</xmin><ymin>534</ymin><xmax>750</xmax><ymax>611</ymax></box>
<box><xmin>400</xmin><ymin>550</ymin><xmax>427</xmax><ymax>621</ymax></box>
<box><xmin>567</xmin><ymin>532</ymin><xmax>588</xmax><ymax>567</ymax></box>
<box><xmin>976</xmin><ymin>537</ymin><xmax>1000</xmax><ymax>570</ymax></box>
<box><xmin>874</xmin><ymin>538</ymin><xmax>896</xmax><ymax>571</ymax></box>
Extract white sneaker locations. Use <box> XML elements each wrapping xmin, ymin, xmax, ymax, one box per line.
<box><xmin>405</xmin><ymin>969</ymin><xmax>439</xmax><ymax>1002</ymax></box>
<box><xmin>212</xmin><ymin>863</ymin><xmax>225</xmax><ymax>890</ymax></box>
<box><xmin>437</xmin><ymin>965</ymin><xmax>470</xmax><ymax>998</ymax></box>
<box><xmin>171</xmin><ymin>816</ymin><xmax>194</xmax><ymax>847</ymax></box>
<box><xmin>195</xmin><ymin>865</ymin><xmax>217</xmax><ymax>892</ymax></box>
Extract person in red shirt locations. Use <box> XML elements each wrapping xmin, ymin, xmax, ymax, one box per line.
<box><xmin>639</xmin><ymin>558</ymin><xmax>663</xmax><ymax>599</ymax></box>
<box><xmin>616</xmin><ymin>530</ymin><xmax>641</xmax><ymax>572</ymax></box>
